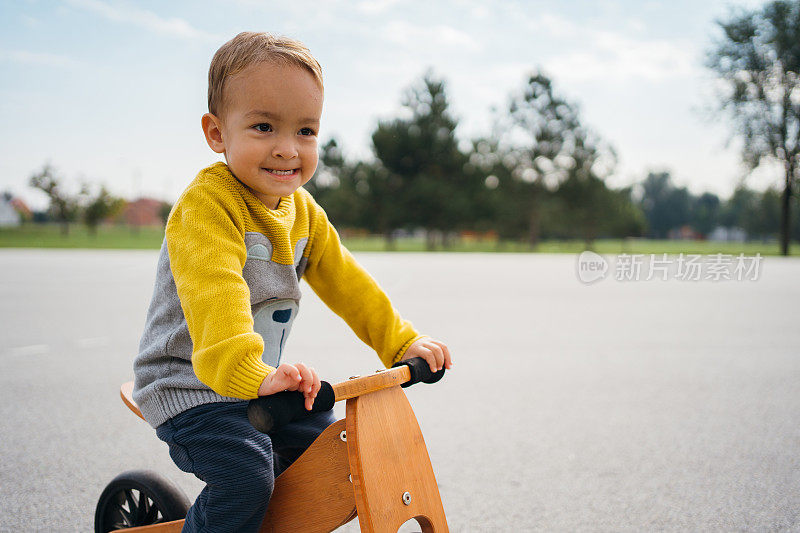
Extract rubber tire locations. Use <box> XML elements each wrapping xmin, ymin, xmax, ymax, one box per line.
<box><xmin>94</xmin><ymin>470</ymin><xmax>190</xmax><ymax>532</ymax></box>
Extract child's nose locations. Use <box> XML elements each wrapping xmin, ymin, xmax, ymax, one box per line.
<box><xmin>272</xmin><ymin>136</ymin><xmax>299</xmax><ymax>159</ymax></box>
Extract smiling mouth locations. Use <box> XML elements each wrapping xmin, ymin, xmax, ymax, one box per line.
<box><xmin>263</xmin><ymin>168</ymin><xmax>299</xmax><ymax>175</ymax></box>
<box><xmin>263</xmin><ymin>168</ymin><xmax>300</xmax><ymax>180</ymax></box>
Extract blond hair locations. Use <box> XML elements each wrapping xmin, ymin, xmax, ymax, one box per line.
<box><xmin>208</xmin><ymin>32</ymin><xmax>323</xmax><ymax>116</ymax></box>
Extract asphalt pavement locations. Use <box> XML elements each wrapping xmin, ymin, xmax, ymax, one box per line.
<box><xmin>1</xmin><ymin>249</ymin><xmax>798</xmax><ymax>532</ymax></box>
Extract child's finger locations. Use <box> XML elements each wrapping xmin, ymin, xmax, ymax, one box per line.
<box><xmin>302</xmin><ymin>367</ymin><xmax>318</xmax><ymax>412</ymax></box>
<box><xmin>279</xmin><ymin>363</ymin><xmax>300</xmax><ymax>378</ymax></box>
<box><xmin>418</xmin><ymin>348</ymin><xmax>437</xmax><ymax>373</ymax></box>
<box><xmin>310</xmin><ymin>367</ymin><xmax>321</xmax><ymax>398</ymax></box>
<box><xmin>424</xmin><ymin>341</ymin><xmax>445</xmax><ymax>371</ymax></box>
<box><xmin>277</xmin><ymin>364</ymin><xmax>302</xmax><ymax>390</ymax></box>
<box><xmin>430</xmin><ymin>339</ymin><xmax>453</xmax><ymax>368</ymax></box>
<box><xmin>295</xmin><ymin>362</ymin><xmax>314</xmax><ymax>393</ymax></box>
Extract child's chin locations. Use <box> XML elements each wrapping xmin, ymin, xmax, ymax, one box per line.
<box><xmin>270</xmin><ymin>177</ymin><xmax>300</xmax><ymax>185</ymax></box>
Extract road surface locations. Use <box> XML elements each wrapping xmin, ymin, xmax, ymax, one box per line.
<box><xmin>1</xmin><ymin>249</ymin><xmax>798</xmax><ymax>531</ymax></box>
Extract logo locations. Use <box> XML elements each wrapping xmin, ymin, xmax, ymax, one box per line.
<box><xmin>576</xmin><ymin>250</ymin><xmax>608</xmax><ymax>284</ymax></box>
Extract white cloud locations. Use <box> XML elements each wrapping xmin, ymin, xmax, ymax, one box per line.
<box><xmin>382</xmin><ymin>20</ymin><xmax>481</xmax><ymax>51</ymax></box>
<box><xmin>469</xmin><ymin>4</ymin><xmax>490</xmax><ymax>20</ymax></box>
<box><xmin>20</xmin><ymin>14</ymin><xmax>42</xmax><ymax>28</ymax></box>
<box><xmin>516</xmin><ymin>10</ymin><xmax>698</xmax><ymax>83</ymax></box>
<box><xmin>625</xmin><ymin>17</ymin><xmax>647</xmax><ymax>34</ymax></box>
<box><xmin>0</xmin><ymin>49</ymin><xmax>82</xmax><ymax>68</ymax></box>
<box><xmin>531</xmin><ymin>12</ymin><xmax>580</xmax><ymax>38</ymax></box>
<box><xmin>64</xmin><ymin>0</ymin><xmax>222</xmax><ymax>42</ymax></box>
<box><xmin>356</xmin><ymin>0</ymin><xmax>401</xmax><ymax>14</ymax></box>
<box><xmin>545</xmin><ymin>30</ymin><xmax>697</xmax><ymax>83</ymax></box>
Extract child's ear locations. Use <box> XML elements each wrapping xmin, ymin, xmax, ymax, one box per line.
<box><xmin>202</xmin><ymin>113</ymin><xmax>226</xmax><ymax>153</ymax></box>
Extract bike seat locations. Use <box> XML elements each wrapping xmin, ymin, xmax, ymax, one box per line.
<box><xmin>121</xmin><ymin>381</ymin><xmax>145</xmax><ymax>420</ymax></box>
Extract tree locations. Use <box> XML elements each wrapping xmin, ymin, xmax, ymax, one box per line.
<box><xmin>372</xmin><ymin>71</ymin><xmax>474</xmax><ymax>250</ymax></box>
<box><xmin>503</xmin><ymin>71</ymin><xmax>617</xmax><ymax>246</ymax></box>
<box><xmin>604</xmin><ymin>186</ymin><xmax>647</xmax><ymax>239</ymax></box>
<box><xmin>720</xmin><ymin>185</ymin><xmax>759</xmax><ymax>233</ymax></box>
<box><xmin>463</xmin><ymin>137</ymin><xmax>532</xmax><ymax>243</ymax></box>
<box><xmin>29</xmin><ymin>163</ymin><xmax>79</xmax><ymax>236</ymax></box>
<box><xmin>552</xmin><ymin>134</ymin><xmax>619</xmax><ymax>245</ymax></box>
<box><xmin>707</xmin><ymin>0</ymin><xmax>800</xmax><ymax>254</ymax></box>
<box><xmin>793</xmin><ymin>195</ymin><xmax>800</xmax><ymax>240</ymax></box>
<box><xmin>355</xmin><ymin>161</ymin><xmax>406</xmax><ymax>249</ymax></box>
<box><xmin>159</xmin><ymin>201</ymin><xmax>173</xmax><ymax>226</ymax></box>
<box><xmin>305</xmin><ymin>138</ymin><xmax>373</xmax><ymax>233</ymax></box>
<box><xmin>80</xmin><ymin>183</ymin><xmax>124</xmax><ymax>235</ymax></box>
<box><xmin>691</xmin><ymin>192</ymin><xmax>722</xmax><ymax>237</ymax></box>
<box><xmin>556</xmin><ymin>175</ymin><xmax>645</xmax><ymax>244</ymax></box>
<box><xmin>639</xmin><ymin>171</ymin><xmax>692</xmax><ymax>238</ymax></box>
<box><xmin>754</xmin><ymin>187</ymin><xmax>782</xmax><ymax>240</ymax></box>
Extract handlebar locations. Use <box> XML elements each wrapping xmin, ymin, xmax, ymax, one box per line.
<box><xmin>247</xmin><ymin>357</ymin><xmax>445</xmax><ymax>433</ymax></box>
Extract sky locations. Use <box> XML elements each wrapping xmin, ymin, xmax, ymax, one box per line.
<box><xmin>0</xmin><ymin>0</ymin><xmax>783</xmax><ymax>210</ymax></box>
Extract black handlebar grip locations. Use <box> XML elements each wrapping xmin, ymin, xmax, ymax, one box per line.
<box><xmin>392</xmin><ymin>357</ymin><xmax>446</xmax><ymax>388</ymax></box>
<box><xmin>247</xmin><ymin>381</ymin><xmax>335</xmax><ymax>434</ymax></box>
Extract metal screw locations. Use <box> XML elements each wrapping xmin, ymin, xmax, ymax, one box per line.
<box><xmin>348</xmin><ymin>375</ymin><xmax>360</xmax><ymax>380</ymax></box>
<box><xmin>340</xmin><ymin>430</ymin><xmax>347</xmax><ymax>442</ymax></box>
<box><xmin>402</xmin><ymin>491</ymin><xmax>412</xmax><ymax>505</ymax></box>
<box><xmin>348</xmin><ymin>474</ymin><xmax>352</xmax><ymax>483</ymax></box>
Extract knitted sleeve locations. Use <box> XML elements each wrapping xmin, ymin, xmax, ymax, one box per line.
<box><xmin>302</xmin><ymin>206</ymin><xmax>425</xmax><ymax>367</ymax></box>
<box><xmin>166</xmin><ymin>185</ymin><xmax>274</xmax><ymax>399</ymax></box>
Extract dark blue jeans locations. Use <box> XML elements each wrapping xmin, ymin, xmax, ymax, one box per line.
<box><xmin>156</xmin><ymin>400</ymin><xmax>337</xmax><ymax>533</ymax></box>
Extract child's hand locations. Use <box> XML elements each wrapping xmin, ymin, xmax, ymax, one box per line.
<box><xmin>257</xmin><ymin>362</ymin><xmax>321</xmax><ymax>411</ymax></box>
<box><xmin>401</xmin><ymin>337</ymin><xmax>454</xmax><ymax>373</ymax></box>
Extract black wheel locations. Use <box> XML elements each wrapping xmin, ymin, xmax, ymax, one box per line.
<box><xmin>94</xmin><ymin>470</ymin><xmax>190</xmax><ymax>532</ymax></box>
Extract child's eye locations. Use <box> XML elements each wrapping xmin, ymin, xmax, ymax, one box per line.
<box><xmin>299</xmin><ymin>127</ymin><xmax>316</xmax><ymax>136</ymax></box>
<box><xmin>254</xmin><ymin>123</ymin><xmax>272</xmax><ymax>133</ymax></box>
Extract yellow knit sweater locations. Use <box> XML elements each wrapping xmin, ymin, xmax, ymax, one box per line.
<box><xmin>164</xmin><ymin>162</ymin><xmax>423</xmax><ymax>400</ymax></box>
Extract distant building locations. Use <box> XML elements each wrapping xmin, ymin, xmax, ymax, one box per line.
<box><xmin>708</xmin><ymin>226</ymin><xmax>747</xmax><ymax>242</ymax></box>
<box><xmin>121</xmin><ymin>198</ymin><xmax>165</xmax><ymax>227</ymax></box>
<box><xmin>668</xmin><ymin>225</ymin><xmax>700</xmax><ymax>241</ymax></box>
<box><xmin>460</xmin><ymin>230</ymin><xmax>498</xmax><ymax>243</ymax></box>
<box><xmin>10</xmin><ymin>197</ymin><xmax>32</xmax><ymax>220</ymax></box>
<box><xmin>0</xmin><ymin>195</ymin><xmax>21</xmax><ymax>227</ymax></box>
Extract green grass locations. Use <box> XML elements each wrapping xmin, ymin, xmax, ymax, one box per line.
<box><xmin>0</xmin><ymin>223</ymin><xmax>796</xmax><ymax>256</ymax></box>
<box><xmin>0</xmin><ymin>223</ymin><xmax>165</xmax><ymax>249</ymax></box>
<box><xmin>342</xmin><ymin>236</ymin><xmax>796</xmax><ymax>256</ymax></box>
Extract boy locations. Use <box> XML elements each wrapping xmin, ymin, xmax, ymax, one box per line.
<box><xmin>133</xmin><ymin>32</ymin><xmax>453</xmax><ymax>532</ymax></box>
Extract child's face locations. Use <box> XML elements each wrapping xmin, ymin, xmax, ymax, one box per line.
<box><xmin>203</xmin><ymin>61</ymin><xmax>323</xmax><ymax>209</ymax></box>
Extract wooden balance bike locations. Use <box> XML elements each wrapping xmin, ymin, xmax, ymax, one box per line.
<box><xmin>95</xmin><ymin>357</ymin><xmax>449</xmax><ymax>533</ymax></box>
